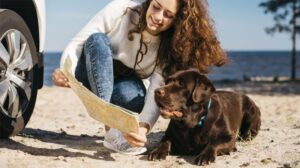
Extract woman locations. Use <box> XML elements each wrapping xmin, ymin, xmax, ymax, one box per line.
<box><xmin>52</xmin><ymin>0</ymin><xmax>227</xmax><ymax>155</ymax></box>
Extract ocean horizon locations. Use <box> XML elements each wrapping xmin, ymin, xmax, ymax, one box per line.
<box><xmin>44</xmin><ymin>50</ymin><xmax>300</xmax><ymax>86</ymax></box>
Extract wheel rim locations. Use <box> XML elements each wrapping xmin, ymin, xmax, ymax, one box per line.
<box><xmin>0</xmin><ymin>29</ymin><xmax>34</xmax><ymax>118</ymax></box>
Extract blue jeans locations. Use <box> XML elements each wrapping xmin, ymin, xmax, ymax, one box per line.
<box><xmin>75</xmin><ymin>33</ymin><xmax>146</xmax><ymax>113</ymax></box>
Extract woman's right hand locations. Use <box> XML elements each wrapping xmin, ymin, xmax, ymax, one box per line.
<box><xmin>52</xmin><ymin>69</ymin><xmax>70</xmax><ymax>87</ymax></box>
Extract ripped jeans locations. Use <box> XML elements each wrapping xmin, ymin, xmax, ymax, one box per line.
<box><xmin>75</xmin><ymin>33</ymin><xmax>146</xmax><ymax>113</ymax></box>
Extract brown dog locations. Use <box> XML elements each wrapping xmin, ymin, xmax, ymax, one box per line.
<box><xmin>148</xmin><ymin>69</ymin><xmax>261</xmax><ymax>165</ymax></box>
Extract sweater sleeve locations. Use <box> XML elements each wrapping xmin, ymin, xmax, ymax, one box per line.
<box><xmin>139</xmin><ymin>69</ymin><xmax>164</xmax><ymax>131</ymax></box>
<box><xmin>60</xmin><ymin>0</ymin><xmax>132</xmax><ymax>74</ymax></box>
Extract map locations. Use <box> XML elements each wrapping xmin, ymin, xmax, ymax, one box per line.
<box><xmin>62</xmin><ymin>57</ymin><xmax>139</xmax><ymax>134</ymax></box>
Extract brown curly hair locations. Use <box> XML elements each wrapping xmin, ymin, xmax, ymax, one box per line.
<box><xmin>128</xmin><ymin>0</ymin><xmax>228</xmax><ymax>78</ymax></box>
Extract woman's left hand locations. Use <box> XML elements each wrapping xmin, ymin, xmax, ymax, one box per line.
<box><xmin>123</xmin><ymin>126</ymin><xmax>148</xmax><ymax>147</ymax></box>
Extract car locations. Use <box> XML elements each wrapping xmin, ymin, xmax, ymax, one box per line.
<box><xmin>0</xmin><ymin>0</ymin><xmax>45</xmax><ymax>138</ymax></box>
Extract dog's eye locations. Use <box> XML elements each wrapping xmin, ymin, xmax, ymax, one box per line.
<box><xmin>165</xmin><ymin>78</ymin><xmax>174</xmax><ymax>84</ymax></box>
<box><xmin>178</xmin><ymin>80</ymin><xmax>184</xmax><ymax>87</ymax></box>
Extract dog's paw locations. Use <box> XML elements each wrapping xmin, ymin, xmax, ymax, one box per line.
<box><xmin>195</xmin><ymin>150</ymin><xmax>216</xmax><ymax>165</ymax></box>
<box><xmin>147</xmin><ymin>141</ymin><xmax>171</xmax><ymax>161</ymax></box>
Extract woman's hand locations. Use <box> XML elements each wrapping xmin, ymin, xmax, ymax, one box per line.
<box><xmin>52</xmin><ymin>69</ymin><xmax>70</xmax><ymax>87</ymax></box>
<box><xmin>123</xmin><ymin>125</ymin><xmax>148</xmax><ymax>147</ymax></box>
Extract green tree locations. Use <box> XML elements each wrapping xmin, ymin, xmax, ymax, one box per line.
<box><xmin>259</xmin><ymin>0</ymin><xmax>300</xmax><ymax>80</ymax></box>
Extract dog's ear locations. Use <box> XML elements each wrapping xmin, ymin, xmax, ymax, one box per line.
<box><xmin>206</xmin><ymin>79</ymin><xmax>216</xmax><ymax>92</ymax></box>
<box><xmin>192</xmin><ymin>76</ymin><xmax>215</xmax><ymax>103</ymax></box>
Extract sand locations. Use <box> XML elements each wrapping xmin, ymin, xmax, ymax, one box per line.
<box><xmin>0</xmin><ymin>81</ymin><xmax>299</xmax><ymax>168</ymax></box>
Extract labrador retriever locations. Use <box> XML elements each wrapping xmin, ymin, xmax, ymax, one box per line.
<box><xmin>148</xmin><ymin>69</ymin><xmax>261</xmax><ymax>165</ymax></box>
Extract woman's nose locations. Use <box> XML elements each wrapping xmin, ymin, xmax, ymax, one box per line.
<box><xmin>153</xmin><ymin>11</ymin><xmax>163</xmax><ymax>24</ymax></box>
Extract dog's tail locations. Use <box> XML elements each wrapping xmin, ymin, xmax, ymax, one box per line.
<box><xmin>238</xmin><ymin>95</ymin><xmax>261</xmax><ymax>141</ymax></box>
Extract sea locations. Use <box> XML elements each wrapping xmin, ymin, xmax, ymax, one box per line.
<box><xmin>44</xmin><ymin>51</ymin><xmax>300</xmax><ymax>86</ymax></box>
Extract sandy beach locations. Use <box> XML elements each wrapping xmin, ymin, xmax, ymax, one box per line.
<box><xmin>0</xmin><ymin>81</ymin><xmax>300</xmax><ymax>168</ymax></box>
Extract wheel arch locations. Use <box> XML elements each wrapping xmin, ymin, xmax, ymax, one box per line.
<box><xmin>0</xmin><ymin>0</ymin><xmax>40</xmax><ymax>51</ymax></box>
<box><xmin>0</xmin><ymin>0</ymin><xmax>44</xmax><ymax>89</ymax></box>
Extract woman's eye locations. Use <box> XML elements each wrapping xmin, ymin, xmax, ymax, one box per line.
<box><xmin>153</xmin><ymin>5</ymin><xmax>160</xmax><ymax>10</ymax></box>
<box><xmin>164</xmin><ymin>13</ymin><xmax>174</xmax><ymax>19</ymax></box>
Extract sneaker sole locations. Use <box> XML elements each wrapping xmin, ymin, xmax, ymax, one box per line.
<box><xmin>103</xmin><ymin>141</ymin><xmax>147</xmax><ymax>155</ymax></box>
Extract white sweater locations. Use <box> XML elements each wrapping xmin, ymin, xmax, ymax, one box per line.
<box><xmin>60</xmin><ymin>0</ymin><xmax>164</xmax><ymax>129</ymax></box>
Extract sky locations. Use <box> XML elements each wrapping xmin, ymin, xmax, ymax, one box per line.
<box><xmin>45</xmin><ymin>0</ymin><xmax>299</xmax><ymax>52</ymax></box>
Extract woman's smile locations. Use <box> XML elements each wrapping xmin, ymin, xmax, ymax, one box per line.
<box><xmin>148</xmin><ymin>16</ymin><xmax>161</xmax><ymax>30</ymax></box>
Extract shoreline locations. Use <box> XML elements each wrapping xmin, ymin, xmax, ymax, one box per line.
<box><xmin>0</xmin><ymin>83</ymin><xmax>300</xmax><ymax>168</ymax></box>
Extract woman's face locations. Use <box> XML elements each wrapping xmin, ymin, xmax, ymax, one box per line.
<box><xmin>145</xmin><ymin>0</ymin><xmax>179</xmax><ymax>35</ymax></box>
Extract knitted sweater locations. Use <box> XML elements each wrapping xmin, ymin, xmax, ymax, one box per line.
<box><xmin>60</xmin><ymin>0</ymin><xmax>164</xmax><ymax>130</ymax></box>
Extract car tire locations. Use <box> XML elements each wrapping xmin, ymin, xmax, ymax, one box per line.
<box><xmin>0</xmin><ymin>9</ymin><xmax>38</xmax><ymax>138</ymax></box>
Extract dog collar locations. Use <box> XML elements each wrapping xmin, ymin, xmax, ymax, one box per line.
<box><xmin>197</xmin><ymin>98</ymin><xmax>212</xmax><ymax>126</ymax></box>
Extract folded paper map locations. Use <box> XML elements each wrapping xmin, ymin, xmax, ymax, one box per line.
<box><xmin>62</xmin><ymin>56</ymin><xmax>139</xmax><ymax>134</ymax></box>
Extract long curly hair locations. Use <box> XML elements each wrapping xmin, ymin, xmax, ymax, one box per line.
<box><xmin>128</xmin><ymin>0</ymin><xmax>228</xmax><ymax>78</ymax></box>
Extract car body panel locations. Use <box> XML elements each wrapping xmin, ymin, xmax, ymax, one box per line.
<box><xmin>33</xmin><ymin>0</ymin><xmax>46</xmax><ymax>53</ymax></box>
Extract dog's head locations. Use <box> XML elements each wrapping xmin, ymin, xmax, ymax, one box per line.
<box><xmin>155</xmin><ymin>68</ymin><xmax>215</xmax><ymax>127</ymax></box>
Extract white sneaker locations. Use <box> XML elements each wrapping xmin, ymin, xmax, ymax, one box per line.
<box><xmin>103</xmin><ymin>128</ymin><xmax>147</xmax><ymax>155</ymax></box>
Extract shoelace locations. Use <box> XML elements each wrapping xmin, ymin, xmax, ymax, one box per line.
<box><xmin>111</xmin><ymin>136</ymin><xmax>144</xmax><ymax>152</ymax></box>
<box><xmin>120</xmin><ymin>143</ymin><xmax>145</xmax><ymax>153</ymax></box>
<box><xmin>106</xmin><ymin>129</ymin><xmax>145</xmax><ymax>153</ymax></box>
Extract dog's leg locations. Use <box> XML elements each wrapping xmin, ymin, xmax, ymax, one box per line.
<box><xmin>194</xmin><ymin>142</ymin><xmax>217</xmax><ymax>165</ymax></box>
<box><xmin>195</xmin><ymin>135</ymin><xmax>235</xmax><ymax>165</ymax></box>
<box><xmin>147</xmin><ymin>139</ymin><xmax>171</xmax><ymax>161</ymax></box>
<box><xmin>195</xmin><ymin>123</ymin><xmax>234</xmax><ymax>165</ymax></box>
<box><xmin>215</xmin><ymin>139</ymin><xmax>237</xmax><ymax>156</ymax></box>
<box><xmin>239</xmin><ymin>96</ymin><xmax>261</xmax><ymax>140</ymax></box>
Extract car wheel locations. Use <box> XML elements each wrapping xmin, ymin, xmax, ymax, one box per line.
<box><xmin>0</xmin><ymin>9</ymin><xmax>38</xmax><ymax>138</ymax></box>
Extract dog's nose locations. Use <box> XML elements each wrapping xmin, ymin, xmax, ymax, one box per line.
<box><xmin>155</xmin><ymin>89</ymin><xmax>165</xmax><ymax>97</ymax></box>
